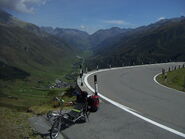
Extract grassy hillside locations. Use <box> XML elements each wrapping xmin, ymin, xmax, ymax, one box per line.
<box><xmin>90</xmin><ymin>27</ymin><xmax>130</xmax><ymax>47</ymax></box>
<box><xmin>0</xmin><ymin>10</ymin><xmax>82</xmax><ymax>139</ymax></box>
<box><xmin>1</xmin><ymin>8</ymin><xmax>184</xmax><ymax>138</ymax></box>
<box><xmin>0</xmin><ymin>107</ymin><xmax>38</xmax><ymax>139</ymax></box>
<box><xmin>0</xmin><ymin>61</ymin><xmax>30</xmax><ymax>80</ymax></box>
<box><xmin>0</xmin><ymin>24</ymin><xmax>73</xmax><ymax>69</ymax></box>
<box><xmin>88</xmin><ymin>17</ymin><xmax>185</xmax><ymax>69</ymax></box>
<box><xmin>157</xmin><ymin>67</ymin><xmax>185</xmax><ymax>92</ymax></box>
<box><xmin>0</xmin><ymin>57</ymin><xmax>80</xmax><ymax>138</ymax></box>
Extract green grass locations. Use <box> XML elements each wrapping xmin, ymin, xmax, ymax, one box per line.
<box><xmin>0</xmin><ymin>107</ymin><xmax>41</xmax><ymax>139</ymax></box>
<box><xmin>0</xmin><ymin>56</ymin><xmax>82</xmax><ymax>111</ymax></box>
<box><xmin>156</xmin><ymin>67</ymin><xmax>185</xmax><ymax>92</ymax></box>
<box><xmin>0</xmin><ymin>58</ymin><xmax>81</xmax><ymax>139</ymax></box>
<box><xmin>0</xmin><ymin>82</ymin><xmax>76</xmax><ymax>139</ymax></box>
<box><xmin>0</xmin><ymin>73</ymin><xmax>77</xmax><ymax>112</ymax></box>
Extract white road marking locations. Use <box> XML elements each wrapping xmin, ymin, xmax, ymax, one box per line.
<box><xmin>153</xmin><ymin>73</ymin><xmax>185</xmax><ymax>95</ymax></box>
<box><xmin>84</xmin><ymin>63</ymin><xmax>185</xmax><ymax>138</ymax></box>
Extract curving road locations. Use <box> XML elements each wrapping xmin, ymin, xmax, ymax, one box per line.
<box><xmin>62</xmin><ymin>62</ymin><xmax>185</xmax><ymax>139</ymax></box>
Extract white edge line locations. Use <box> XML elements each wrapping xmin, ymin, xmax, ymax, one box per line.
<box><xmin>153</xmin><ymin>73</ymin><xmax>185</xmax><ymax>94</ymax></box>
<box><xmin>84</xmin><ymin>64</ymin><xmax>185</xmax><ymax>138</ymax></box>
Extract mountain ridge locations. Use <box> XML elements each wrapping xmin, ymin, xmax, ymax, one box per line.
<box><xmin>1</xmin><ymin>9</ymin><xmax>185</xmax><ymax>73</ymax></box>
<box><xmin>40</xmin><ymin>26</ymin><xmax>130</xmax><ymax>49</ymax></box>
<box><xmin>87</xmin><ymin>16</ymin><xmax>185</xmax><ymax>69</ymax></box>
<box><xmin>0</xmin><ymin>9</ymin><xmax>77</xmax><ymax>78</ymax></box>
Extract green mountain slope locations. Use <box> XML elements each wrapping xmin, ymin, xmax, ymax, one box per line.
<box><xmin>41</xmin><ymin>26</ymin><xmax>131</xmax><ymax>50</ymax></box>
<box><xmin>41</xmin><ymin>27</ymin><xmax>91</xmax><ymax>51</ymax></box>
<box><xmin>90</xmin><ymin>27</ymin><xmax>131</xmax><ymax>47</ymax></box>
<box><xmin>0</xmin><ymin>24</ymin><xmax>74</xmax><ymax>71</ymax></box>
<box><xmin>88</xmin><ymin>17</ymin><xmax>185</xmax><ymax>69</ymax></box>
<box><xmin>0</xmin><ymin>10</ymin><xmax>78</xmax><ymax>80</ymax></box>
<box><xmin>0</xmin><ymin>61</ymin><xmax>30</xmax><ymax>80</ymax></box>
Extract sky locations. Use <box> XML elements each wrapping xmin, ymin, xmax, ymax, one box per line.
<box><xmin>0</xmin><ymin>0</ymin><xmax>185</xmax><ymax>34</ymax></box>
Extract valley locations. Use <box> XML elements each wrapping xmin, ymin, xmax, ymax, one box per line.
<box><xmin>0</xmin><ymin>8</ymin><xmax>185</xmax><ymax>139</ymax></box>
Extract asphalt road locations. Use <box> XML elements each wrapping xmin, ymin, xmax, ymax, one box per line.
<box><xmin>63</xmin><ymin>62</ymin><xmax>185</xmax><ymax>139</ymax></box>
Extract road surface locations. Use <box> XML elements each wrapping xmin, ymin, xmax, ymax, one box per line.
<box><xmin>62</xmin><ymin>62</ymin><xmax>185</xmax><ymax>139</ymax></box>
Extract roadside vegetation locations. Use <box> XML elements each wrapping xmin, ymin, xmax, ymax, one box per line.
<box><xmin>156</xmin><ymin>66</ymin><xmax>185</xmax><ymax>92</ymax></box>
<box><xmin>0</xmin><ymin>87</ymin><xmax>76</xmax><ymax>139</ymax></box>
<box><xmin>0</xmin><ymin>59</ymin><xmax>81</xmax><ymax>139</ymax></box>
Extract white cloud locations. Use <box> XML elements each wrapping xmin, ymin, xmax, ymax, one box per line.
<box><xmin>103</xmin><ymin>20</ymin><xmax>127</xmax><ymax>25</ymax></box>
<box><xmin>0</xmin><ymin>0</ymin><xmax>49</xmax><ymax>14</ymax></box>
<box><xmin>80</xmin><ymin>25</ymin><xmax>85</xmax><ymax>29</ymax></box>
<box><xmin>158</xmin><ymin>17</ymin><xmax>165</xmax><ymax>21</ymax></box>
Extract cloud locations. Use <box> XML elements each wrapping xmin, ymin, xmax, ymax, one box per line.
<box><xmin>158</xmin><ymin>17</ymin><xmax>165</xmax><ymax>21</ymax></box>
<box><xmin>80</xmin><ymin>25</ymin><xmax>85</xmax><ymax>29</ymax></box>
<box><xmin>0</xmin><ymin>0</ymin><xmax>49</xmax><ymax>14</ymax></box>
<box><xmin>103</xmin><ymin>20</ymin><xmax>128</xmax><ymax>25</ymax></box>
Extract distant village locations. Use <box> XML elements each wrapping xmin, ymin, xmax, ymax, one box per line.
<box><xmin>49</xmin><ymin>79</ymin><xmax>70</xmax><ymax>89</ymax></box>
<box><xmin>49</xmin><ymin>71</ymin><xmax>78</xmax><ymax>89</ymax></box>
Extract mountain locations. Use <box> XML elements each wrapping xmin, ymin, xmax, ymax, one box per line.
<box><xmin>41</xmin><ymin>27</ymin><xmax>91</xmax><ymax>50</ymax></box>
<box><xmin>87</xmin><ymin>17</ymin><xmax>185</xmax><ymax>69</ymax></box>
<box><xmin>0</xmin><ymin>9</ymin><xmax>132</xmax><ymax>79</ymax></box>
<box><xmin>0</xmin><ymin>61</ymin><xmax>30</xmax><ymax>80</ymax></box>
<box><xmin>0</xmin><ymin>10</ymin><xmax>76</xmax><ymax>79</ymax></box>
<box><xmin>41</xmin><ymin>26</ymin><xmax>131</xmax><ymax>50</ymax></box>
<box><xmin>2</xmin><ymin>9</ymin><xmax>184</xmax><ymax>74</ymax></box>
<box><xmin>0</xmin><ymin>9</ymin><xmax>25</xmax><ymax>26</ymax></box>
<box><xmin>0</xmin><ymin>9</ymin><xmax>46</xmax><ymax>37</ymax></box>
<box><xmin>90</xmin><ymin>27</ymin><xmax>131</xmax><ymax>47</ymax></box>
